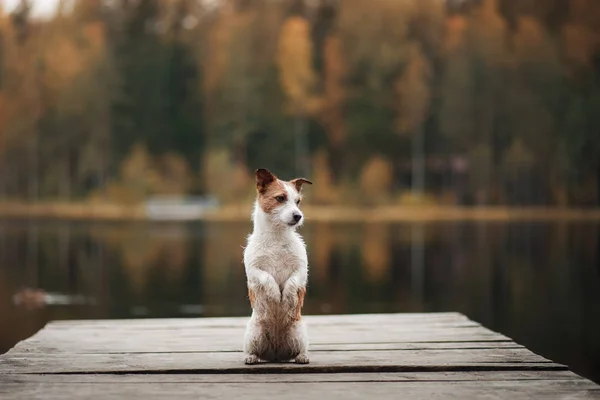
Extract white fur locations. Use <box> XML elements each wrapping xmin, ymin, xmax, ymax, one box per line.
<box><xmin>243</xmin><ymin>183</ymin><xmax>310</xmax><ymax>364</ymax></box>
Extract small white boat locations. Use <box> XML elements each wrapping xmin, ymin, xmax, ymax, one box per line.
<box><xmin>145</xmin><ymin>196</ymin><xmax>220</xmax><ymax>221</ymax></box>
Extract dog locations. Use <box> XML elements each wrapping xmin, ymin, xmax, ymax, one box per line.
<box><xmin>242</xmin><ymin>168</ymin><xmax>313</xmax><ymax>364</ymax></box>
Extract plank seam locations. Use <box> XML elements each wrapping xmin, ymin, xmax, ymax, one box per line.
<box><xmin>1</xmin><ymin>378</ymin><xmax>590</xmax><ymax>384</ymax></box>
<box><xmin>6</xmin><ymin>346</ymin><xmax>528</xmax><ymax>355</ymax></box>
<box><xmin>12</xmin><ymin>364</ymin><xmax>570</xmax><ymax>375</ymax></box>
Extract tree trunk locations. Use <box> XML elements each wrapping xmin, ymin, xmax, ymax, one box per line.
<box><xmin>596</xmin><ymin>160</ymin><xmax>600</xmax><ymax>207</ymax></box>
<box><xmin>294</xmin><ymin>115</ymin><xmax>310</xmax><ymax>177</ymax></box>
<box><xmin>411</xmin><ymin>126</ymin><xmax>425</xmax><ymax>197</ymax></box>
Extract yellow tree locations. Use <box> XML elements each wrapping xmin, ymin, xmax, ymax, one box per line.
<box><xmin>276</xmin><ymin>15</ymin><xmax>319</xmax><ymax>176</ymax></box>
<box><xmin>321</xmin><ymin>35</ymin><xmax>345</xmax><ymax>150</ymax></box>
<box><xmin>36</xmin><ymin>3</ymin><xmax>114</xmax><ymax>199</ymax></box>
<box><xmin>394</xmin><ymin>43</ymin><xmax>432</xmax><ymax>195</ymax></box>
<box><xmin>0</xmin><ymin>8</ymin><xmax>8</xmax><ymax>160</ymax></box>
<box><xmin>561</xmin><ymin>0</ymin><xmax>600</xmax><ymax>74</ymax></box>
<box><xmin>276</xmin><ymin>16</ymin><xmax>318</xmax><ymax>117</ymax></box>
<box><xmin>203</xmin><ymin>0</ymin><xmax>288</xmax><ymax>183</ymax></box>
<box><xmin>319</xmin><ymin>34</ymin><xmax>345</xmax><ymax>180</ymax></box>
<box><xmin>202</xmin><ymin>1</ymin><xmax>236</xmax><ymax>137</ymax></box>
<box><xmin>337</xmin><ymin>0</ymin><xmax>412</xmax><ymax>79</ymax></box>
<box><xmin>0</xmin><ymin>2</ymin><xmax>43</xmax><ymax>198</ymax></box>
<box><xmin>335</xmin><ymin>0</ymin><xmax>420</xmax><ymax>182</ymax></box>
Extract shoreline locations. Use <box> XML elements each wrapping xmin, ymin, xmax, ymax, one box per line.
<box><xmin>1</xmin><ymin>202</ymin><xmax>600</xmax><ymax>222</ymax></box>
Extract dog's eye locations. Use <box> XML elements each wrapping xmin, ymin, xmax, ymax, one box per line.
<box><xmin>275</xmin><ymin>195</ymin><xmax>285</xmax><ymax>202</ymax></box>
<box><xmin>296</xmin><ymin>199</ymin><xmax>301</xmax><ymax>205</ymax></box>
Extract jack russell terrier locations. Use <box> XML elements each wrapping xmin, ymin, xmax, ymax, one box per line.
<box><xmin>242</xmin><ymin>168</ymin><xmax>312</xmax><ymax>364</ymax></box>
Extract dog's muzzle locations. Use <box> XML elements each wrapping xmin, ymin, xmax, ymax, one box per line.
<box><xmin>288</xmin><ymin>213</ymin><xmax>302</xmax><ymax>226</ymax></box>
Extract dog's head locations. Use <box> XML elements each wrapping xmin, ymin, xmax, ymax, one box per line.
<box><xmin>254</xmin><ymin>168</ymin><xmax>312</xmax><ymax>229</ymax></box>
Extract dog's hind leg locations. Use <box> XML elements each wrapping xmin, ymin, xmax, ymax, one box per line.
<box><xmin>243</xmin><ymin>314</ymin><xmax>263</xmax><ymax>365</ymax></box>
<box><xmin>292</xmin><ymin>319</ymin><xmax>310</xmax><ymax>364</ymax></box>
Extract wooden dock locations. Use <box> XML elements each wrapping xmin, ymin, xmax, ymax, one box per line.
<box><xmin>1</xmin><ymin>313</ymin><xmax>599</xmax><ymax>399</ymax></box>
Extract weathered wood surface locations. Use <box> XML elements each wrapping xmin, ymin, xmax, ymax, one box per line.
<box><xmin>6</xmin><ymin>312</ymin><xmax>513</xmax><ymax>356</ymax></box>
<box><xmin>1</xmin><ymin>378</ymin><xmax>599</xmax><ymax>400</ymax></box>
<box><xmin>1</xmin><ymin>313</ymin><xmax>598</xmax><ymax>399</ymax></box>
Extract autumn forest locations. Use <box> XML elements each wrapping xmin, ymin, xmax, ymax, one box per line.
<box><xmin>1</xmin><ymin>0</ymin><xmax>599</xmax><ymax>207</ymax></box>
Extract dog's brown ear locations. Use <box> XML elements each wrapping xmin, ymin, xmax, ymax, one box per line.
<box><xmin>255</xmin><ymin>168</ymin><xmax>276</xmax><ymax>193</ymax></box>
<box><xmin>290</xmin><ymin>178</ymin><xmax>313</xmax><ymax>192</ymax></box>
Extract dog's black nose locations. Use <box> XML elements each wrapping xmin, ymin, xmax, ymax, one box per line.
<box><xmin>293</xmin><ymin>213</ymin><xmax>302</xmax><ymax>222</ymax></box>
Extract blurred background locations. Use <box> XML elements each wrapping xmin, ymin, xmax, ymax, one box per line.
<box><xmin>0</xmin><ymin>0</ymin><xmax>599</xmax><ymax>385</ymax></box>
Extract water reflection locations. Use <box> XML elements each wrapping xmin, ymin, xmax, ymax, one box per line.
<box><xmin>0</xmin><ymin>220</ymin><xmax>598</xmax><ymax>383</ymax></box>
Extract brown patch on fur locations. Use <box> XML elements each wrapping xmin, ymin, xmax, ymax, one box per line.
<box><xmin>295</xmin><ymin>287</ymin><xmax>306</xmax><ymax>321</ymax></box>
<box><xmin>248</xmin><ymin>288</ymin><xmax>255</xmax><ymax>308</ymax></box>
<box><xmin>290</xmin><ymin>178</ymin><xmax>313</xmax><ymax>192</ymax></box>
<box><xmin>257</xmin><ymin>179</ymin><xmax>288</xmax><ymax>214</ymax></box>
<box><xmin>255</xmin><ymin>168</ymin><xmax>276</xmax><ymax>194</ymax></box>
<box><xmin>255</xmin><ymin>169</ymin><xmax>313</xmax><ymax>214</ymax></box>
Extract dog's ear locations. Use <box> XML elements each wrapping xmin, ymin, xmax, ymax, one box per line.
<box><xmin>255</xmin><ymin>168</ymin><xmax>276</xmax><ymax>193</ymax></box>
<box><xmin>290</xmin><ymin>178</ymin><xmax>313</xmax><ymax>192</ymax></box>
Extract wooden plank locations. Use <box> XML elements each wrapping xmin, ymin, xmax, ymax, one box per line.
<box><xmin>14</xmin><ymin>314</ymin><xmax>490</xmax><ymax>334</ymax></box>
<box><xmin>0</xmin><ymin>348</ymin><xmax>562</xmax><ymax>374</ymax></box>
<box><xmin>8</xmin><ymin>330</ymin><xmax>510</xmax><ymax>354</ymax></box>
<box><xmin>1</xmin><ymin>380</ymin><xmax>599</xmax><ymax>400</ymax></box>
<box><xmin>8</xmin><ymin>341</ymin><xmax>525</xmax><ymax>355</ymax></box>
<box><xmin>45</xmin><ymin>313</ymin><xmax>471</xmax><ymax>328</ymax></box>
<box><xmin>0</xmin><ymin>371</ymin><xmax>589</xmax><ymax>384</ymax></box>
<box><xmin>8</xmin><ymin>315</ymin><xmax>510</xmax><ymax>355</ymax></box>
<box><xmin>15</xmin><ymin>320</ymin><xmax>496</xmax><ymax>338</ymax></box>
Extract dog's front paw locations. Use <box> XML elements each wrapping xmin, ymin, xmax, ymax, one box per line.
<box><xmin>282</xmin><ymin>287</ymin><xmax>299</xmax><ymax>306</ymax></box>
<box><xmin>294</xmin><ymin>354</ymin><xmax>309</xmax><ymax>364</ymax></box>
<box><xmin>266</xmin><ymin>285</ymin><xmax>281</xmax><ymax>304</ymax></box>
<box><xmin>244</xmin><ymin>354</ymin><xmax>260</xmax><ymax>365</ymax></box>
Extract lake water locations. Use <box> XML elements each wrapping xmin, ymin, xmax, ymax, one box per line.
<box><xmin>0</xmin><ymin>219</ymin><xmax>599</xmax><ymax>383</ymax></box>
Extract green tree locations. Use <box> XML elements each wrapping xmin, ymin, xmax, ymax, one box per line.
<box><xmin>439</xmin><ymin>0</ymin><xmax>510</xmax><ymax>204</ymax></box>
<box><xmin>337</xmin><ymin>0</ymin><xmax>413</xmax><ymax>177</ymax></box>
<box><xmin>108</xmin><ymin>0</ymin><xmax>203</xmax><ymax>177</ymax></box>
